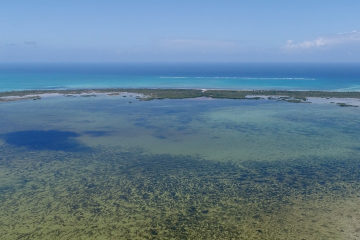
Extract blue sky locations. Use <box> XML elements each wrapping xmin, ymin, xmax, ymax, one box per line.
<box><xmin>1</xmin><ymin>0</ymin><xmax>360</xmax><ymax>62</ymax></box>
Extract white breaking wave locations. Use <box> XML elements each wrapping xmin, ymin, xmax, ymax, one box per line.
<box><xmin>336</xmin><ymin>86</ymin><xmax>360</xmax><ymax>92</ymax></box>
<box><xmin>160</xmin><ymin>76</ymin><xmax>315</xmax><ymax>80</ymax></box>
<box><xmin>160</xmin><ymin>77</ymin><xmax>188</xmax><ymax>79</ymax></box>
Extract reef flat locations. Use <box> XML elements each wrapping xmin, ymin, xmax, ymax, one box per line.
<box><xmin>1</xmin><ymin>144</ymin><xmax>360</xmax><ymax>239</ymax></box>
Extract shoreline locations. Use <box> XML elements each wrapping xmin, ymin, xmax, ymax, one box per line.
<box><xmin>1</xmin><ymin>88</ymin><xmax>360</xmax><ymax>107</ymax></box>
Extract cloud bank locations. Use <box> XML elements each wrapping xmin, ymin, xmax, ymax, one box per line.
<box><xmin>284</xmin><ymin>31</ymin><xmax>360</xmax><ymax>49</ymax></box>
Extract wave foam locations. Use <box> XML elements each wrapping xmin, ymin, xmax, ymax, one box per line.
<box><xmin>160</xmin><ymin>77</ymin><xmax>315</xmax><ymax>80</ymax></box>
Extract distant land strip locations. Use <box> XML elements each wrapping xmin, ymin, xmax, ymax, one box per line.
<box><xmin>1</xmin><ymin>89</ymin><xmax>360</xmax><ymax>107</ymax></box>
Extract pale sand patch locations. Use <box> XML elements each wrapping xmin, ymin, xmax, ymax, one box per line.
<box><xmin>1</xmin><ymin>93</ymin><xmax>64</xmax><ymax>99</ymax></box>
<box><xmin>246</xmin><ymin>95</ymin><xmax>289</xmax><ymax>99</ymax></box>
<box><xmin>0</xmin><ymin>93</ymin><xmax>63</xmax><ymax>102</ymax></box>
<box><xmin>0</xmin><ymin>92</ymin><xmax>145</xmax><ymax>102</ymax></box>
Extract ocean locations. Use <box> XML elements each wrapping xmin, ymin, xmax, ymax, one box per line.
<box><xmin>1</xmin><ymin>63</ymin><xmax>360</xmax><ymax>239</ymax></box>
<box><xmin>1</xmin><ymin>62</ymin><xmax>360</xmax><ymax>91</ymax></box>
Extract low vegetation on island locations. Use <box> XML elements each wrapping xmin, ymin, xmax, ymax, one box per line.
<box><xmin>1</xmin><ymin>89</ymin><xmax>360</xmax><ymax>107</ymax></box>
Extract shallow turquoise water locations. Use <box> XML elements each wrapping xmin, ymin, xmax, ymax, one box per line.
<box><xmin>1</xmin><ymin>63</ymin><xmax>360</xmax><ymax>91</ymax></box>
<box><xmin>1</xmin><ymin>95</ymin><xmax>360</xmax><ymax>239</ymax></box>
<box><xmin>1</xmin><ymin>95</ymin><xmax>359</xmax><ymax>162</ymax></box>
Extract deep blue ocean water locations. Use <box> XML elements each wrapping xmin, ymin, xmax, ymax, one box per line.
<box><xmin>1</xmin><ymin>63</ymin><xmax>360</xmax><ymax>91</ymax></box>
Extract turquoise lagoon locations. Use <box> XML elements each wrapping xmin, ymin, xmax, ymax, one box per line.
<box><xmin>1</xmin><ymin>94</ymin><xmax>360</xmax><ymax>239</ymax></box>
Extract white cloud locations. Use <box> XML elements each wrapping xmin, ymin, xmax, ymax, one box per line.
<box><xmin>284</xmin><ymin>31</ymin><xmax>360</xmax><ymax>49</ymax></box>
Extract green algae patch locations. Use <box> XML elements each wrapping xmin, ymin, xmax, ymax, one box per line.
<box><xmin>1</xmin><ymin>144</ymin><xmax>360</xmax><ymax>239</ymax></box>
<box><xmin>337</xmin><ymin>103</ymin><xmax>359</xmax><ymax>107</ymax></box>
<box><xmin>284</xmin><ymin>99</ymin><xmax>302</xmax><ymax>103</ymax></box>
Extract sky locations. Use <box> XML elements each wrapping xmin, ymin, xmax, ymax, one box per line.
<box><xmin>1</xmin><ymin>0</ymin><xmax>360</xmax><ymax>62</ymax></box>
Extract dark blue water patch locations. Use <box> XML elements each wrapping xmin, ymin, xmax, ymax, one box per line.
<box><xmin>285</xmin><ymin>128</ymin><xmax>324</xmax><ymax>137</ymax></box>
<box><xmin>134</xmin><ymin>122</ymin><xmax>157</xmax><ymax>129</ymax></box>
<box><xmin>176</xmin><ymin>126</ymin><xmax>188</xmax><ymax>131</ymax></box>
<box><xmin>153</xmin><ymin>134</ymin><xmax>168</xmax><ymax>139</ymax></box>
<box><xmin>1</xmin><ymin>130</ymin><xmax>87</xmax><ymax>151</ymax></box>
<box><xmin>163</xmin><ymin>109</ymin><xmax>187</xmax><ymax>114</ymax></box>
<box><xmin>276</xmin><ymin>109</ymin><xmax>360</xmax><ymax>132</ymax></box>
<box><xmin>84</xmin><ymin>131</ymin><xmax>112</xmax><ymax>137</ymax></box>
<box><xmin>224</xmin><ymin>122</ymin><xmax>264</xmax><ymax>134</ymax></box>
<box><xmin>77</xmin><ymin>120</ymin><xmax>95</xmax><ymax>124</ymax></box>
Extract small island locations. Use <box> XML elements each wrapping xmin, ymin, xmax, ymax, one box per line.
<box><xmin>1</xmin><ymin>88</ymin><xmax>360</xmax><ymax>107</ymax></box>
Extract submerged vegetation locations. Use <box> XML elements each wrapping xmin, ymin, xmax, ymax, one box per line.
<box><xmin>1</xmin><ymin>142</ymin><xmax>360</xmax><ymax>239</ymax></box>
